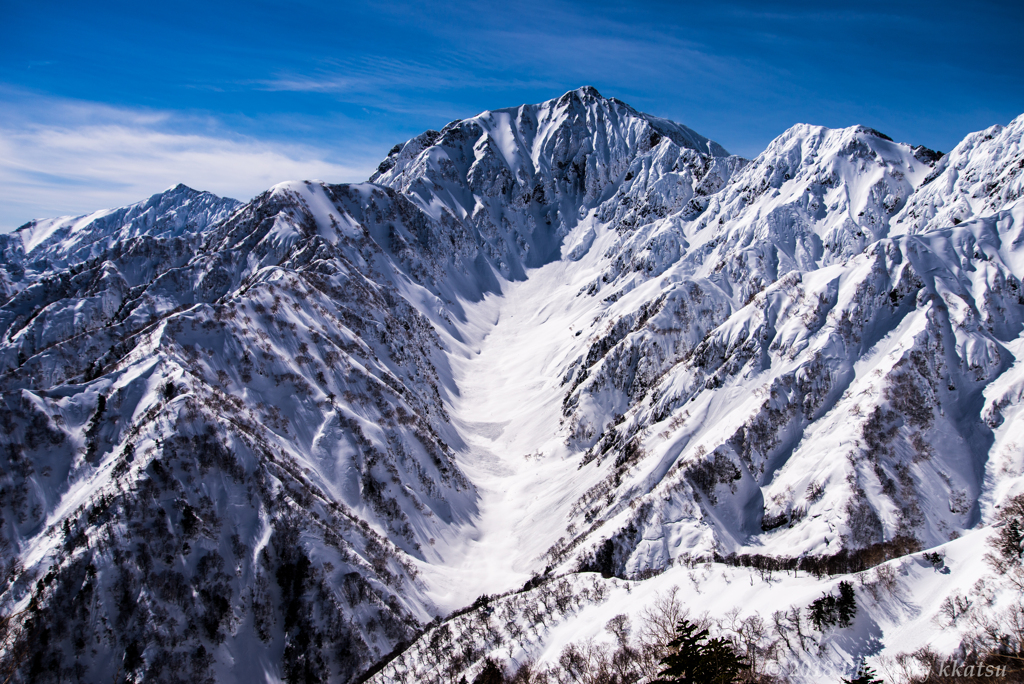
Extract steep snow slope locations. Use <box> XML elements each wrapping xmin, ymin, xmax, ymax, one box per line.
<box><xmin>415</xmin><ymin>180</ymin><xmax>1024</xmax><ymax>606</ymax></box>
<box><xmin>17</xmin><ymin>184</ymin><xmax>240</xmax><ymax>260</ymax></box>
<box><xmin>0</xmin><ymin>184</ymin><xmax>241</xmax><ymax>299</ymax></box>
<box><xmin>0</xmin><ymin>180</ymin><xmax>479</xmax><ymax>683</ymax></box>
<box><xmin>892</xmin><ymin>114</ymin><xmax>1024</xmax><ymax>235</ymax></box>
<box><xmin>371</xmin><ymin>86</ymin><xmax>740</xmax><ymax>290</ymax></box>
<box><xmin>531</xmin><ymin>121</ymin><xmax>1019</xmax><ymax>571</ymax></box>
<box><xmin>1</xmin><ymin>89</ymin><xmax>1023</xmax><ymax>683</ymax></box>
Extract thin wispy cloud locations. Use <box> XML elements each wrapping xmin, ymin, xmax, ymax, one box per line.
<box><xmin>257</xmin><ymin>55</ymin><xmax>559</xmax><ymax>120</ymax></box>
<box><xmin>0</xmin><ymin>93</ymin><xmax>379</xmax><ymax>231</ymax></box>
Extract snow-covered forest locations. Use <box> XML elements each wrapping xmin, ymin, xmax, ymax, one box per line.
<box><xmin>0</xmin><ymin>87</ymin><xmax>1022</xmax><ymax>683</ymax></box>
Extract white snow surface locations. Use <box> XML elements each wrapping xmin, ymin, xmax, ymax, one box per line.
<box><xmin>1</xmin><ymin>88</ymin><xmax>1023</xmax><ymax>683</ymax></box>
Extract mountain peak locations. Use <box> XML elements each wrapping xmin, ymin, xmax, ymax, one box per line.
<box><xmin>364</xmin><ymin>89</ymin><xmax>735</xmax><ymax>282</ymax></box>
<box><xmin>9</xmin><ymin>186</ymin><xmax>241</xmax><ymax>274</ymax></box>
<box><xmin>852</xmin><ymin>125</ymin><xmax>894</xmax><ymax>142</ymax></box>
<box><xmin>891</xmin><ymin>111</ymin><xmax>1024</xmax><ymax>234</ymax></box>
<box><xmin>371</xmin><ymin>89</ymin><xmax>729</xmax><ymax>184</ymax></box>
<box><xmin>556</xmin><ymin>85</ymin><xmax>604</xmax><ymax>105</ymax></box>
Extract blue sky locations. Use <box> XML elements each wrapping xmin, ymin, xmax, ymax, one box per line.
<box><xmin>2</xmin><ymin>0</ymin><xmax>1022</xmax><ymax>230</ymax></box>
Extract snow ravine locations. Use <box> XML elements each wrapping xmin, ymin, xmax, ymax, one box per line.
<box><xmin>425</xmin><ymin>219</ymin><xmax>618</xmax><ymax>609</ymax></box>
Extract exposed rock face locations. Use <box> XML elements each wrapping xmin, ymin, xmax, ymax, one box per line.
<box><xmin>1</xmin><ymin>87</ymin><xmax>1022</xmax><ymax>683</ymax></box>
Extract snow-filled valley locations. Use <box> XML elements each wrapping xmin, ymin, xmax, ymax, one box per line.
<box><xmin>0</xmin><ymin>87</ymin><xmax>1023</xmax><ymax>683</ymax></box>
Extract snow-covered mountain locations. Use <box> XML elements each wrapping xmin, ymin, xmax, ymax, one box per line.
<box><xmin>0</xmin><ymin>184</ymin><xmax>241</xmax><ymax>298</ymax></box>
<box><xmin>1</xmin><ymin>87</ymin><xmax>1023</xmax><ymax>683</ymax></box>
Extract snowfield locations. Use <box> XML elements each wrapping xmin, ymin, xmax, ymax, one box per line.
<box><xmin>0</xmin><ymin>88</ymin><xmax>1022</xmax><ymax>683</ymax></box>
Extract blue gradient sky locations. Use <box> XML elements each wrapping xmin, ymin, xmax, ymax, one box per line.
<box><xmin>2</xmin><ymin>0</ymin><xmax>1022</xmax><ymax>229</ymax></box>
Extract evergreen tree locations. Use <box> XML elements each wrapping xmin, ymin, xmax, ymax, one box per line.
<box><xmin>655</xmin><ymin>620</ymin><xmax>708</xmax><ymax>681</ymax></box>
<box><xmin>809</xmin><ymin>580</ymin><xmax>857</xmax><ymax>630</ymax></box>
<box><xmin>1000</xmin><ymin>518</ymin><xmax>1024</xmax><ymax>561</ymax></box>
<box><xmin>843</xmin><ymin>663</ymin><xmax>883</xmax><ymax>684</ymax></box>
<box><xmin>836</xmin><ymin>580</ymin><xmax>857</xmax><ymax>627</ymax></box>
<box><xmin>474</xmin><ymin>657</ymin><xmax>505</xmax><ymax>684</ymax></box>
<box><xmin>808</xmin><ymin>592</ymin><xmax>838</xmax><ymax>631</ymax></box>
<box><xmin>654</xmin><ymin>619</ymin><xmax>747</xmax><ymax>683</ymax></box>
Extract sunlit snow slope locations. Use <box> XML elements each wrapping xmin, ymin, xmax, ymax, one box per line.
<box><xmin>1</xmin><ymin>89</ymin><xmax>1023</xmax><ymax>684</ymax></box>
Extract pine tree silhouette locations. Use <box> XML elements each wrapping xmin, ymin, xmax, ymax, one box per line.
<box><xmin>843</xmin><ymin>663</ymin><xmax>883</xmax><ymax>684</ymax></box>
<box><xmin>654</xmin><ymin>619</ymin><xmax>747</xmax><ymax>683</ymax></box>
<box><xmin>473</xmin><ymin>657</ymin><xmax>505</xmax><ymax>684</ymax></box>
<box><xmin>837</xmin><ymin>580</ymin><xmax>857</xmax><ymax>627</ymax></box>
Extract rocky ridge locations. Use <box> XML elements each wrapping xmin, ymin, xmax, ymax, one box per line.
<box><xmin>0</xmin><ymin>88</ymin><xmax>1022</xmax><ymax>683</ymax></box>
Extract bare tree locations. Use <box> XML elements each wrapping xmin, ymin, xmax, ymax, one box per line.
<box><xmin>605</xmin><ymin>614</ymin><xmax>631</xmax><ymax>649</ymax></box>
<box><xmin>875</xmin><ymin>564</ymin><xmax>900</xmax><ymax>597</ymax></box>
<box><xmin>937</xmin><ymin>594</ymin><xmax>972</xmax><ymax>626</ymax></box>
<box><xmin>636</xmin><ymin>588</ymin><xmax>691</xmax><ymax>679</ymax></box>
<box><xmin>771</xmin><ymin>610</ymin><xmax>793</xmax><ymax>652</ymax></box>
<box><xmin>786</xmin><ymin>606</ymin><xmax>809</xmax><ymax>651</ymax></box>
<box><xmin>0</xmin><ymin>609</ymin><xmax>28</xmax><ymax>684</ymax></box>
<box><xmin>738</xmin><ymin>614</ymin><xmax>773</xmax><ymax>677</ymax></box>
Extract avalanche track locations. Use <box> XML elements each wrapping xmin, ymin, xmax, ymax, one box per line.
<box><xmin>425</xmin><ymin>231</ymin><xmax>609</xmax><ymax>610</ymax></box>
